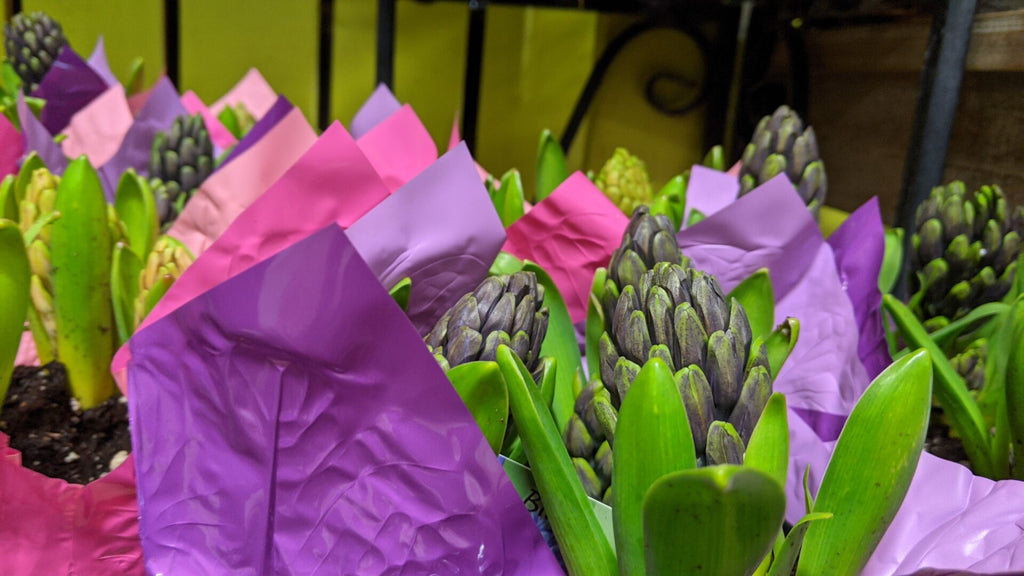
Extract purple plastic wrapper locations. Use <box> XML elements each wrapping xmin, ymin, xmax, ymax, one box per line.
<box><xmin>827</xmin><ymin>197</ymin><xmax>891</xmax><ymax>379</ymax></box>
<box><xmin>681</xmin><ymin>171</ymin><xmax>1024</xmax><ymax>574</ymax></box>
<box><xmin>97</xmin><ymin>77</ymin><xmax>186</xmax><ymax>198</ymax></box>
<box><xmin>350</xmin><ymin>83</ymin><xmax>402</xmax><ymax>138</ymax></box>
<box><xmin>348</xmin><ymin>143</ymin><xmax>506</xmax><ymax>334</ymax></box>
<box><xmin>128</xmin><ymin>224</ymin><xmax>561</xmax><ymax>575</ymax></box>
<box><xmin>217</xmin><ymin>95</ymin><xmax>293</xmax><ymax>169</ymax></box>
<box><xmin>31</xmin><ymin>45</ymin><xmax>110</xmax><ymax>134</ymax></box>
<box><xmin>18</xmin><ymin>95</ymin><xmax>68</xmax><ymax>173</ymax></box>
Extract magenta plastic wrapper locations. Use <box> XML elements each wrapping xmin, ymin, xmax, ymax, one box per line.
<box><xmin>0</xmin><ymin>436</ymin><xmax>142</xmax><ymax>574</ymax></box>
<box><xmin>31</xmin><ymin>44</ymin><xmax>111</xmax><ymax>134</ymax></box>
<box><xmin>502</xmin><ymin>172</ymin><xmax>629</xmax><ymax>324</ymax></box>
<box><xmin>127</xmin><ymin>224</ymin><xmax>561</xmax><ymax>574</ymax></box>
<box><xmin>0</xmin><ymin>113</ymin><xmax>23</xmax><ymax>177</ymax></box>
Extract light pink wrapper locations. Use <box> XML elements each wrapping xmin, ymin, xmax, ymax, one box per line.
<box><xmin>60</xmin><ymin>84</ymin><xmax>133</xmax><ymax>167</ymax></box>
<box><xmin>210</xmin><ymin>68</ymin><xmax>277</xmax><ymax>119</ymax></box>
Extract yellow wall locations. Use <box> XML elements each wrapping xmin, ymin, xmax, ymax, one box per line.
<box><xmin>7</xmin><ymin>1</ymin><xmax>707</xmax><ymax>189</ymax></box>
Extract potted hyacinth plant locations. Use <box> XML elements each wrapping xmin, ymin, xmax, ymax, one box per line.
<box><xmin>0</xmin><ymin>153</ymin><xmax>192</xmax><ymax>484</ymax></box>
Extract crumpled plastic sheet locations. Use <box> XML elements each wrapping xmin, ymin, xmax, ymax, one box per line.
<box><xmin>502</xmin><ymin>172</ymin><xmax>629</xmax><ymax>324</ymax></box>
<box><xmin>128</xmin><ymin>224</ymin><xmax>561</xmax><ymax>574</ymax></box>
<box><xmin>18</xmin><ymin>94</ymin><xmax>68</xmax><ymax>173</ymax></box>
<box><xmin>31</xmin><ymin>44</ymin><xmax>111</xmax><ymax>134</ymax></box>
<box><xmin>0</xmin><ymin>431</ymin><xmax>143</xmax><ymax>574</ymax></box>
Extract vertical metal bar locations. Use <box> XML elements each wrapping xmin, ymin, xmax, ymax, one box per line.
<box><xmin>462</xmin><ymin>0</ymin><xmax>486</xmax><ymax>153</ymax></box>
<box><xmin>377</xmin><ymin>0</ymin><xmax>395</xmax><ymax>88</ymax></box>
<box><xmin>9</xmin><ymin>0</ymin><xmax>21</xmax><ymax>18</ymax></box>
<box><xmin>318</xmin><ymin>0</ymin><xmax>334</xmax><ymax>130</ymax></box>
<box><xmin>164</xmin><ymin>0</ymin><xmax>180</xmax><ymax>88</ymax></box>
<box><xmin>894</xmin><ymin>0</ymin><xmax>977</xmax><ymax>297</ymax></box>
<box><xmin>723</xmin><ymin>0</ymin><xmax>754</xmax><ymax>157</ymax></box>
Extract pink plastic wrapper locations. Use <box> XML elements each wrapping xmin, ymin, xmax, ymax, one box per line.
<box><xmin>0</xmin><ymin>113</ymin><xmax>23</xmax><ymax>178</ymax></box>
<box><xmin>502</xmin><ymin>172</ymin><xmax>629</xmax><ymax>324</ymax></box>
<box><xmin>0</xmin><ymin>432</ymin><xmax>142</xmax><ymax>574</ymax></box>
<box><xmin>127</xmin><ymin>224</ymin><xmax>560</xmax><ymax>574</ymax></box>
<box><xmin>210</xmin><ymin>68</ymin><xmax>278</xmax><ymax>119</ymax></box>
<box><xmin>61</xmin><ymin>84</ymin><xmax>134</xmax><ymax>167</ymax></box>
<box><xmin>166</xmin><ymin>106</ymin><xmax>318</xmax><ymax>256</ymax></box>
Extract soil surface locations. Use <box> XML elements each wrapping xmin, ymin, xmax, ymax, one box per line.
<box><xmin>923</xmin><ymin>406</ymin><xmax>971</xmax><ymax>470</ymax></box>
<box><xmin>0</xmin><ymin>362</ymin><xmax>131</xmax><ymax>484</ymax></box>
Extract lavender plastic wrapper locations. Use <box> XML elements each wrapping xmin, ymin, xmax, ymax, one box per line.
<box><xmin>350</xmin><ymin>83</ymin><xmax>402</xmax><ymax>138</ymax></box>
<box><xmin>127</xmin><ymin>224</ymin><xmax>561</xmax><ymax>574</ymax></box>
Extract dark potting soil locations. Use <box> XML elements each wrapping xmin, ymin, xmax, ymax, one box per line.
<box><xmin>923</xmin><ymin>406</ymin><xmax>971</xmax><ymax>470</ymax></box>
<box><xmin>0</xmin><ymin>362</ymin><xmax>131</xmax><ymax>484</ymax></box>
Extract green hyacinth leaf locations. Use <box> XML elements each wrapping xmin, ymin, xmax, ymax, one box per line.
<box><xmin>489</xmin><ymin>251</ymin><xmax>524</xmax><ymax>276</ymax></box>
<box><xmin>928</xmin><ymin>302</ymin><xmax>1008</xmax><ymax>349</ymax></box>
<box><xmin>217</xmin><ymin>106</ymin><xmax>242</xmax><ymax>139</ymax></box>
<box><xmin>497</xmin><ymin>169</ymin><xmax>525</xmax><ymax>227</ymax></box>
<box><xmin>727</xmin><ymin>268</ymin><xmax>775</xmax><ymax>342</ymax></box>
<box><xmin>586</xmin><ymin>267</ymin><xmax>608</xmax><ymax>380</ymax></box>
<box><xmin>524</xmin><ymin>261</ymin><xmax>582</xmax><ymax>435</ymax></box>
<box><xmin>1005</xmin><ymin>299</ymin><xmax>1024</xmax><ymax>480</ymax></box>
<box><xmin>115</xmin><ymin>169</ymin><xmax>158</xmax><ymax>262</ymax></box>
<box><xmin>764</xmin><ymin>317</ymin><xmax>800</xmax><ymax>379</ymax></box>
<box><xmin>0</xmin><ymin>175</ymin><xmax>16</xmax><ymax>221</ymax></box>
<box><xmin>536</xmin><ymin>129</ymin><xmax>569</xmax><ymax>204</ymax></box>
<box><xmin>744</xmin><ymin>393</ymin><xmax>789</xmax><ymax>488</ymax></box>
<box><xmin>878</xmin><ymin>227</ymin><xmax>904</xmax><ymax>294</ymax></box>
<box><xmin>50</xmin><ymin>157</ymin><xmax>115</xmax><ymax>409</ymax></box>
<box><xmin>125</xmin><ymin>57</ymin><xmax>145</xmax><ymax>97</ymax></box>
<box><xmin>797</xmin><ymin>349</ymin><xmax>933</xmax><ymax>576</ymax></box>
<box><xmin>766</xmin><ymin>512</ymin><xmax>833</xmax><ymax>576</ymax></box>
<box><xmin>613</xmin><ymin>357</ymin><xmax>696</xmax><ymax>576</ymax></box>
<box><xmin>686</xmin><ymin>207</ymin><xmax>706</xmax><ymax>228</ymax></box>
<box><xmin>14</xmin><ymin>152</ymin><xmax>45</xmax><ymax>205</ymax></box>
<box><xmin>497</xmin><ymin>345</ymin><xmax>618</xmax><ymax>576</ymax></box>
<box><xmin>21</xmin><ymin>210</ymin><xmax>60</xmax><ymax>246</ymax></box>
<box><xmin>111</xmin><ymin>243</ymin><xmax>143</xmax><ymax>346</ymax></box>
<box><xmin>388</xmin><ymin>276</ymin><xmax>412</xmax><ymax>312</ymax></box>
<box><xmin>643</xmin><ymin>466</ymin><xmax>785</xmax><ymax>576</ymax></box>
<box><xmin>0</xmin><ymin>219</ymin><xmax>31</xmax><ymax>401</ymax></box>
<box><xmin>447</xmin><ymin>361</ymin><xmax>509</xmax><ymax>454</ymax></box>
<box><xmin>882</xmin><ymin>295</ymin><xmax>995</xmax><ymax>477</ymax></box>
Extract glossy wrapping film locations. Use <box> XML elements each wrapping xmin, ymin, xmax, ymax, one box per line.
<box><xmin>127</xmin><ymin>224</ymin><xmax>562</xmax><ymax>574</ymax></box>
